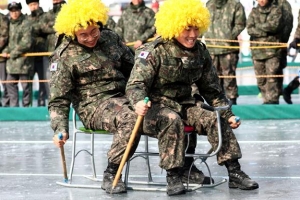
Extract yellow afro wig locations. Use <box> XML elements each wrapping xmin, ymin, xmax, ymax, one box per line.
<box><xmin>54</xmin><ymin>0</ymin><xmax>108</xmax><ymax>38</ymax></box>
<box><xmin>155</xmin><ymin>0</ymin><xmax>210</xmax><ymax>40</ymax></box>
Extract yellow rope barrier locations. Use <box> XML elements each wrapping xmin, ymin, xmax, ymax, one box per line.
<box><xmin>0</xmin><ymin>37</ymin><xmax>294</xmax><ymax>58</ymax></box>
<box><xmin>0</xmin><ymin>37</ymin><xmax>298</xmax><ymax>84</ymax></box>
<box><xmin>0</xmin><ymin>73</ymin><xmax>299</xmax><ymax>84</ymax></box>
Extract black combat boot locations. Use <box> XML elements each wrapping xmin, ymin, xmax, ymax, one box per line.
<box><xmin>230</xmin><ymin>98</ymin><xmax>237</xmax><ymax>105</ymax></box>
<box><xmin>283</xmin><ymin>76</ymin><xmax>299</xmax><ymax>104</ymax></box>
<box><xmin>101</xmin><ymin>162</ymin><xmax>127</xmax><ymax>194</ymax></box>
<box><xmin>166</xmin><ymin>168</ymin><xmax>185</xmax><ymax>196</ymax></box>
<box><xmin>182</xmin><ymin>156</ymin><xmax>213</xmax><ymax>184</ymax></box>
<box><xmin>225</xmin><ymin>160</ymin><xmax>259</xmax><ymax>190</ymax></box>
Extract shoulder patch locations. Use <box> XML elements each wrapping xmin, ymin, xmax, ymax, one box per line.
<box><xmin>50</xmin><ymin>62</ymin><xmax>58</xmax><ymax>71</ymax></box>
<box><xmin>138</xmin><ymin>51</ymin><xmax>150</xmax><ymax>59</ymax></box>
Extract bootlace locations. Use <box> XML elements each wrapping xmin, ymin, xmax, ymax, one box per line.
<box><xmin>231</xmin><ymin>170</ymin><xmax>250</xmax><ymax>179</ymax></box>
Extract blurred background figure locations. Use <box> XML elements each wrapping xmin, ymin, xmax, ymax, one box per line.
<box><xmin>151</xmin><ymin>0</ymin><xmax>159</xmax><ymax>13</ymax></box>
<box><xmin>43</xmin><ymin>0</ymin><xmax>66</xmax><ymax>99</ymax></box>
<box><xmin>1</xmin><ymin>2</ymin><xmax>34</xmax><ymax>107</ymax></box>
<box><xmin>0</xmin><ymin>12</ymin><xmax>9</xmax><ymax>107</ymax></box>
<box><xmin>115</xmin><ymin>0</ymin><xmax>156</xmax><ymax>51</ymax></box>
<box><xmin>26</xmin><ymin>0</ymin><xmax>49</xmax><ymax>106</ymax></box>
<box><xmin>204</xmin><ymin>0</ymin><xmax>246</xmax><ymax>105</ymax></box>
<box><xmin>104</xmin><ymin>16</ymin><xmax>116</xmax><ymax>30</ymax></box>
<box><xmin>283</xmin><ymin>8</ymin><xmax>300</xmax><ymax>104</ymax></box>
<box><xmin>247</xmin><ymin>0</ymin><xmax>283</xmax><ymax>104</ymax></box>
<box><xmin>273</xmin><ymin>0</ymin><xmax>293</xmax><ymax>98</ymax></box>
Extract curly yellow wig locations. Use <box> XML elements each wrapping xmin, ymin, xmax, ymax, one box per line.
<box><xmin>155</xmin><ymin>0</ymin><xmax>210</xmax><ymax>40</ymax></box>
<box><xmin>54</xmin><ymin>0</ymin><xmax>108</xmax><ymax>38</ymax></box>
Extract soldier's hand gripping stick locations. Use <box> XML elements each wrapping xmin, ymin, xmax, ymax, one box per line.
<box><xmin>111</xmin><ymin>97</ymin><xmax>149</xmax><ymax>192</ymax></box>
<box><xmin>58</xmin><ymin>133</ymin><xmax>68</xmax><ymax>183</ymax></box>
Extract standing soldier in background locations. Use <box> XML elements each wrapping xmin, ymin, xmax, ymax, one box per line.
<box><xmin>43</xmin><ymin>0</ymin><xmax>66</xmax><ymax>98</ymax></box>
<box><xmin>44</xmin><ymin>0</ymin><xmax>66</xmax><ymax>53</ymax></box>
<box><xmin>283</xmin><ymin>9</ymin><xmax>300</xmax><ymax>104</ymax></box>
<box><xmin>26</xmin><ymin>0</ymin><xmax>52</xmax><ymax>106</ymax></box>
<box><xmin>274</xmin><ymin>0</ymin><xmax>293</xmax><ymax>96</ymax></box>
<box><xmin>115</xmin><ymin>0</ymin><xmax>156</xmax><ymax>51</ymax></box>
<box><xmin>204</xmin><ymin>0</ymin><xmax>246</xmax><ymax>105</ymax></box>
<box><xmin>0</xmin><ymin>13</ymin><xmax>9</xmax><ymax>107</ymax></box>
<box><xmin>247</xmin><ymin>0</ymin><xmax>283</xmax><ymax>104</ymax></box>
<box><xmin>1</xmin><ymin>2</ymin><xmax>34</xmax><ymax>107</ymax></box>
<box><xmin>104</xmin><ymin>16</ymin><xmax>116</xmax><ymax>30</ymax></box>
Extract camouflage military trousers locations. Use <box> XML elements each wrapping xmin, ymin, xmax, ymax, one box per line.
<box><xmin>211</xmin><ymin>53</ymin><xmax>239</xmax><ymax>99</ymax></box>
<box><xmin>143</xmin><ymin>103</ymin><xmax>242</xmax><ymax>169</ymax></box>
<box><xmin>185</xmin><ymin>104</ymin><xmax>242</xmax><ymax>165</ymax></box>
<box><xmin>89</xmin><ymin>97</ymin><xmax>141</xmax><ymax>164</ymax></box>
<box><xmin>253</xmin><ymin>57</ymin><xmax>281</xmax><ymax>104</ymax></box>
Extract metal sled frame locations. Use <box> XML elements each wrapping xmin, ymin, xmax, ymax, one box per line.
<box><xmin>57</xmin><ymin>103</ymin><xmax>230</xmax><ymax>192</ymax></box>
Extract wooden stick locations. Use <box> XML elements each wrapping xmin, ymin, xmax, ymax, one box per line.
<box><xmin>111</xmin><ymin>97</ymin><xmax>149</xmax><ymax>191</ymax></box>
<box><xmin>58</xmin><ymin>133</ymin><xmax>68</xmax><ymax>183</ymax></box>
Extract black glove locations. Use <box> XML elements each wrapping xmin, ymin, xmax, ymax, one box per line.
<box><xmin>193</xmin><ymin>93</ymin><xmax>204</xmax><ymax>102</ymax></box>
<box><xmin>289</xmin><ymin>38</ymin><xmax>300</xmax><ymax>49</ymax></box>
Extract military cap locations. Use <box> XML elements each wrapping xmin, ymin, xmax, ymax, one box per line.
<box><xmin>7</xmin><ymin>2</ymin><xmax>22</xmax><ymax>11</ymax></box>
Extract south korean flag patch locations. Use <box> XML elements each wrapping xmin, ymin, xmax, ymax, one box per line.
<box><xmin>138</xmin><ymin>51</ymin><xmax>149</xmax><ymax>59</ymax></box>
<box><xmin>50</xmin><ymin>62</ymin><xmax>58</xmax><ymax>71</ymax></box>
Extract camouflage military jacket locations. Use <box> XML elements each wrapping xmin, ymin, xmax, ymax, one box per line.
<box><xmin>294</xmin><ymin>10</ymin><xmax>300</xmax><ymax>39</ymax></box>
<box><xmin>48</xmin><ymin>30</ymin><xmax>134</xmax><ymax>135</ymax></box>
<box><xmin>205</xmin><ymin>0</ymin><xmax>246</xmax><ymax>55</ymax></box>
<box><xmin>0</xmin><ymin>13</ymin><xmax>9</xmax><ymax>62</ymax></box>
<box><xmin>115</xmin><ymin>1</ymin><xmax>156</xmax><ymax>43</ymax></box>
<box><xmin>126</xmin><ymin>37</ymin><xmax>234</xmax><ymax>119</ymax></box>
<box><xmin>104</xmin><ymin>16</ymin><xmax>116</xmax><ymax>31</ymax></box>
<box><xmin>275</xmin><ymin>0</ymin><xmax>293</xmax><ymax>43</ymax></box>
<box><xmin>2</xmin><ymin>14</ymin><xmax>34</xmax><ymax>74</ymax></box>
<box><xmin>27</xmin><ymin>7</ymin><xmax>55</xmax><ymax>53</ymax></box>
<box><xmin>43</xmin><ymin>8</ymin><xmax>60</xmax><ymax>52</ymax></box>
<box><xmin>247</xmin><ymin>4</ymin><xmax>283</xmax><ymax>60</ymax></box>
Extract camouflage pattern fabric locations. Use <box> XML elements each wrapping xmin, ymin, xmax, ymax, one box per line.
<box><xmin>204</xmin><ymin>0</ymin><xmax>246</xmax><ymax>100</ymax></box>
<box><xmin>2</xmin><ymin>14</ymin><xmax>34</xmax><ymax>74</ymax></box>
<box><xmin>48</xmin><ymin>30</ymin><xmax>134</xmax><ymax>136</ymax></box>
<box><xmin>126</xmin><ymin>37</ymin><xmax>239</xmax><ymax>168</ymax></box>
<box><xmin>247</xmin><ymin>3</ymin><xmax>283</xmax><ymax>104</ymax></box>
<box><xmin>0</xmin><ymin>13</ymin><xmax>8</xmax><ymax>62</ymax></box>
<box><xmin>274</xmin><ymin>0</ymin><xmax>293</xmax><ymax>89</ymax></box>
<box><xmin>295</xmin><ymin>9</ymin><xmax>300</xmax><ymax>39</ymax></box>
<box><xmin>90</xmin><ymin>96</ymin><xmax>141</xmax><ymax>164</ymax></box>
<box><xmin>26</xmin><ymin>7</ymin><xmax>54</xmax><ymax>54</ymax></box>
<box><xmin>246</xmin><ymin>3</ymin><xmax>283</xmax><ymax>60</ymax></box>
<box><xmin>114</xmin><ymin>1</ymin><xmax>156</xmax><ymax>44</ymax></box>
<box><xmin>205</xmin><ymin>0</ymin><xmax>246</xmax><ymax>55</ymax></box>
<box><xmin>274</xmin><ymin>0</ymin><xmax>293</xmax><ymax>43</ymax></box>
<box><xmin>104</xmin><ymin>16</ymin><xmax>116</xmax><ymax>31</ymax></box>
<box><xmin>43</xmin><ymin>2</ymin><xmax>65</xmax><ymax>52</ymax></box>
<box><xmin>253</xmin><ymin>57</ymin><xmax>281</xmax><ymax>104</ymax></box>
<box><xmin>210</xmin><ymin>53</ymin><xmax>239</xmax><ymax>99</ymax></box>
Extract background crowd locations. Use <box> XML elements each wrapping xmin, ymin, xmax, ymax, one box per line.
<box><xmin>0</xmin><ymin>0</ymin><xmax>299</xmax><ymax>107</ymax></box>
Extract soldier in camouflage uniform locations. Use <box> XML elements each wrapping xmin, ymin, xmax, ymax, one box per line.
<box><xmin>49</xmin><ymin>0</ymin><xmax>139</xmax><ymax>194</ymax></box>
<box><xmin>273</xmin><ymin>0</ymin><xmax>293</xmax><ymax>95</ymax></box>
<box><xmin>247</xmin><ymin>0</ymin><xmax>283</xmax><ymax>104</ymax></box>
<box><xmin>115</xmin><ymin>0</ymin><xmax>156</xmax><ymax>51</ymax></box>
<box><xmin>283</xmin><ymin>9</ymin><xmax>300</xmax><ymax>104</ymax></box>
<box><xmin>204</xmin><ymin>0</ymin><xmax>246</xmax><ymax>105</ymax></box>
<box><xmin>126</xmin><ymin>0</ymin><xmax>258</xmax><ymax>196</ymax></box>
<box><xmin>0</xmin><ymin>13</ymin><xmax>9</xmax><ymax>107</ymax></box>
<box><xmin>104</xmin><ymin>16</ymin><xmax>116</xmax><ymax>30</ymax></box>
<box><xmin>42</xmin><ymin>0</ymin><xmax>66</xmax><ymax>98</ymax></box>
<box><xmin>1</xmin><ymin>2</ymin><xmax>34</xmax><ymax>107</ymax></box>
<box><xmin>26</xmin><ymin>0</ymin><xmax>54</xmax><ymax>106</ymax></box>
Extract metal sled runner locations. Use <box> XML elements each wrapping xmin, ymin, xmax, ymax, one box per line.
<box><xmin>56</xmin><ymin>102</ymin><xmax>231</xmax><ymax>192</ymax></box>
